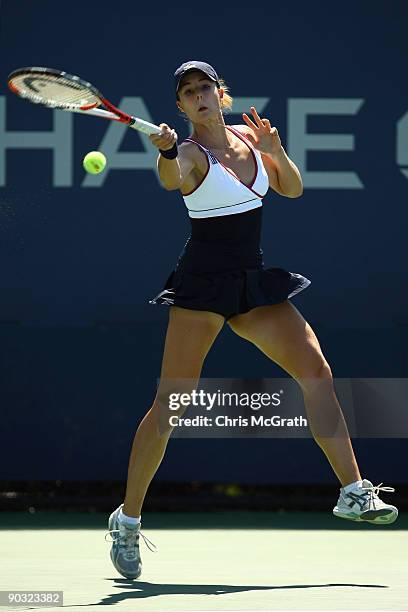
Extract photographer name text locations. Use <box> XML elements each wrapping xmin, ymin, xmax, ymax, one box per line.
<box><xmin>169</xmin><ymin>415</ymin><xmax>308</xmax><ymax>428</ymax></box>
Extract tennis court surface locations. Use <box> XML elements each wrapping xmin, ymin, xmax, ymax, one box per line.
<box><xmin>1</xmin><ymin>511</ymin><xmax>407</xmax><ymax>611</ymax></box>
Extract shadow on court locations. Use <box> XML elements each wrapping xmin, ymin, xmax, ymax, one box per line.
<box><xmin>59</xmin><ymin>580</ymin><xmax>387</xmax><ymax>607</ymax></box>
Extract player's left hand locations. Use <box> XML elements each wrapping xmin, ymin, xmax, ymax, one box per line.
<box><xmin>242</xmin><ymin>106</ymin><xmax>282</xmax><ymax>157</ymax></box>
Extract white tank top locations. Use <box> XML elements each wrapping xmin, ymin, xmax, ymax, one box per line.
<box><xmin>182</xmin><ymin>125</ymin><xmax>269</xmax><ymax>219</ymax></box>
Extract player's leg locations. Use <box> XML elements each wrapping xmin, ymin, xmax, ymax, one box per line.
<box><xmin>227</xmin><ymin>301</ymin><xmax>397</xmax><ymax>523</ymax></box>
<box><xmin>228</xmin><ymin>301</ymin><xmax>359</xmax><ymax>486</ymax></box>
<box><xmin>107</xmin><ymin>306</ymin><xmax>225</xmax><ymax>578</ymax></box>
<box><xmin>123</xmin><ymin>305</ymin><xmax>225</xmax><ymax>518</ymax></box>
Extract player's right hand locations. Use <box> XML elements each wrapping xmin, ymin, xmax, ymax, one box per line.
<box><xmin>149</xmin><ymin>123</ymin><xmax>178</xmax><ymax>151</ymax></box>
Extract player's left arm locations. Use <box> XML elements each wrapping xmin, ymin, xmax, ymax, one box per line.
<box><xmin>261</xmin><ymin>148</ymin><xmax>303</xmax><ymax>198</ymax></box>
<box><xmin>237</xmin><ymin>106</ymin><xmax>303</xmax><ymax>198</ymax></box>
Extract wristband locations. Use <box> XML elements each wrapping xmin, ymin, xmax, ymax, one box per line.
<box><xmin>159</xmin><ymin>142</ymin><xmax>178</xmax><ymax>159</ymax></box>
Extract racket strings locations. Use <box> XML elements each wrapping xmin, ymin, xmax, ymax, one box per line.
<box><xmin>9</xmin><ymin>73</ymin><xmax>100</xmax><ymax>109</ymax></box>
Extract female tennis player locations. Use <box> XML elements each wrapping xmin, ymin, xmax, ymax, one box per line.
<box><xmin>105</xmin><ymin>61</ymin><xmax>398</xmax><ymax>579</ymax></box>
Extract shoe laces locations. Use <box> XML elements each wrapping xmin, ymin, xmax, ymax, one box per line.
<box><xmin>104</xmin><ymin>525</ymin><xmax>157</xmax><ymax>553</ymax></box>
<box><xmin>360</xmin><ymin>481</ymin><xmax>395</xmax><ymax>510</ymax></box>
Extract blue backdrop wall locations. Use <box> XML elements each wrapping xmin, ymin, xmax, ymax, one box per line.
<box><xmin>1</xmin><ymin>1</ymin><xmax>407</xmax><ymax>483</ymax></box>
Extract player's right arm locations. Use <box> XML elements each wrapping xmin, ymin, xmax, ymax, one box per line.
<box><xmin>149</xmin><ymin>123</ymin><xmax>195</xmax><ymax>191</ymax></box>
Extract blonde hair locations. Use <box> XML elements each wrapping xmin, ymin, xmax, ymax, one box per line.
<box><xmin>177</xmin><ymin>77</ymin><xmax>233</xmax><ymax>117</ymax></box>
<box><xmin>218</xmin><ymin>78</ymin><xmax>233</xmax><ymax>112</ymax></box>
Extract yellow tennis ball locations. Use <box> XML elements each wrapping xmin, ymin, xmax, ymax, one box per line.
<box><xmin>83</xmin><ymin>151</ymin><xmax>107</xmax><ymax>174</ymax></box>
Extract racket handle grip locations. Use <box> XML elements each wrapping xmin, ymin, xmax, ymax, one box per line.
<box><xmin>130</xmin><ymin>117</ymin><xmax>162</xmax><ymax>135</ymax></box>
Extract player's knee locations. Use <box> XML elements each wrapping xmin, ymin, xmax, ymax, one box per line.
<box><xmin>296</xmin><ymin>358</ymin><xmax>333</xmax><ymax>394</ymax></box>
<box><xmin>149</xmin><ymin>401</ymin><xmax>176</xmax><ymax>438</ymax></box>
<box><xmin>151</xmin><ymin>387</ymin><xmax>193</xmax><ymax>437</ymax></box>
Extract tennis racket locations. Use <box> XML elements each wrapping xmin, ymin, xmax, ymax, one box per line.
<box><xmin>7</xmin><ymin>66</ymin><xmax>163</xmax><ymax>135</ymax></box>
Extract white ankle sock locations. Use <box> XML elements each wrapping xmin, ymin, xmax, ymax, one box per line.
<box><xmin>343</xmin><ymin>479</ymin><xmax>363</xmax><ymax>493</ymax></box>
<box><xmin>118</xmin><ymin>507</ymin><xmax>141</xmax><ymax>526</ymax></box>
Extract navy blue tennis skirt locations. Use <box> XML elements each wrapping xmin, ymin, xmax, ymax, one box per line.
<box><xmin>149</xmin><ymin>235</ymin><xmax>312</xmax><ymax>321</ymax></box>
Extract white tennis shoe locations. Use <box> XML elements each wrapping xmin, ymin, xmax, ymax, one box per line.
<box><xmin>333</xmin><ymin>479</ymin><xmax>398</xmax><ymax>524</ymax></box>
<box><xmin>105</xmin><ymin>504</ymin><xmax>156</xmax><ymax>579</ymax></box>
